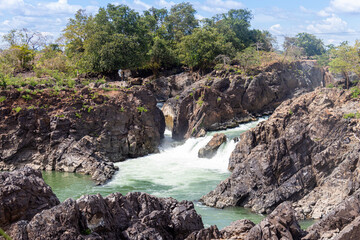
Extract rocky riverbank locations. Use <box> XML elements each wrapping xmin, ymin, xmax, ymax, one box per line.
<box><xmin>160</xmin><ymin>60</ymin><xmax>327</xmax><ymax>140</ymax></box>
<box><xmin>0</xmin><ymin>86</ymin><xmax>165</xmax><ymax>184</ymax></box>
<box><xmin>4</xmin><ymin>167</ymin><xmax>360</xmax><ymax>239</ymax></box>
<box><xmin>201</xmin><ymin>87</ymin><xmax>360</xmax><ymax>222</ymax></box>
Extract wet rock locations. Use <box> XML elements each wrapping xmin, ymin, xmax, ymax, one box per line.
<box><xmin>0</xmin><ymin>167</ymin><xmax>59</xmax><ymax>228</ymax></box>
<box><xmin>198</xmin><ymin>133</ymin><xmax>227</xmax><ymax>158</ymax></box>
<box><xmin>0</xmin><ymin>86</ymin><xmax>165</xmax><ymax>184</ymax></box>
<box><xmin>201</xmin><ymin>88</ymin><xmax>360</xmax><ymax>219</ymax></box>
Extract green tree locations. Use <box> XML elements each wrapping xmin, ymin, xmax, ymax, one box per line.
<box><xmin>212</xmin><ymin>9</ymin><xmax>253</xmax><ymax>52</ymax></box>
<box><xmin>165</xmin><ymin>3</ymin><xmax>198</xmax><ymax>41</ymax></box>
<box><xmin>177</xmin><ymin>27</ymin><xmax>232</xmax><ymax>72</ymax></box>
<box><xmin>329</xmin><ymin>41</ymin><xmax>360</xmax><ymax>89</ymax></box>
<box><xmin>295</xmin><ymin>33</ymin><xmax>325</xmax><ymax>57</ymax></box>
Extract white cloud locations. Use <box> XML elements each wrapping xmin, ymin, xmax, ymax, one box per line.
<box><xmin>157</xmin><ymin>0</ymin><xmax>175</xmax><ymax>9</ymax></box>
<box><xmin>306</xmin><ymin>14</ymin><xmax>350</xmax><ymax>33</ymax></box>
<box><xmin>133</xmin><ymin>0</ymin><xmax>151</xmax><ymax>9</ymax></box>
<box><xmin>269</xmin><ymin>24</ymin><xmax>283</xmax><ymax>35</ymax></box>
<box><xmin>197</xmin><ymin>0</ymin><xmax>244</xmax><ymax>14</ymax></box>
<box><xmin>195</xmin><ymin>14</ymin><xmax>205</xmax><ymax>20</ymax></box>
<box><xmin>0</xmin><ymin>0</ymin><xmax>24</xmax><ymax>10</ymax></box>
<box><xmin>329</xmin><ymin>0</ymin><xmax>360</xmax><ymax>13</ymax></box>
<box><xmin>299</xmin><ymin>6</ymin><xmax>313</xmax><ymax>14</ymax></box>
<box><xmin>205</xmin><ymin>0</ymin><xmax>243</xmax><ymax>9</ymax></box>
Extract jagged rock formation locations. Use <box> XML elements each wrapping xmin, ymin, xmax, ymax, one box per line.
<box><xmin>0</xmin><ymin>86</ymin><xmax>165</xmax><ymax>184</ymax></box>
<box><xmin>198</xmin><ymin>133</ymin><xmax>227</xmax><ymax>158</ymax></box>
<box><xmin>164</xmin><ymin>60</ymin><xmax>325</xmax><ymax>140</ymax></box>
<box><xmin>201</xmin><ymin>87</ymin><xmax>360</xmax><ymax>220</ymax></box>
<box><xmin>0</xmin><ymin>167</ymin><xmax>59</xmax><ymax>228</ymax></box>
<box><xmin>2</xmin><ymin>168</ymin><xmax>203</xmax><ymax>240</ymax></box>
<box><xmin>186</xmin><ymin>202</ymin><xmax>304</xmax><ymax>240</ymax></box>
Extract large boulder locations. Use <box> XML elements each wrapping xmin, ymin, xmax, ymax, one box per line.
<box><xmin>201</xmin><ymin>88</ymin><xmax>360</xmax><ymax>220</ymax></box>
<box><xmin>0</xmin><ymin>86</ymin><xmax>165</xmax><ymax>184</ymax></box>
<box><xmin>198</xmin><ymin>133</ymin><xmax>227</xmax><ymax>158</ymax></box>
<box><xmin>0</xmin><ymin>167</ymin><xmax>59</xmax><ymax>228</ymax></box>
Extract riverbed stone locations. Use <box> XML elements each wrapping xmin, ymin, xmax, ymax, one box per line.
<box><xmin>198</xmin><ymin>133</ymin><xmax>227</xmax><ymax>158</ymax></box>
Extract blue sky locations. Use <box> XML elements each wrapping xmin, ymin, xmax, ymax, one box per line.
<box><xmin>0</xmin><ymin>0</ymin><xmax>359</xmax><ymax>49</ymax></box>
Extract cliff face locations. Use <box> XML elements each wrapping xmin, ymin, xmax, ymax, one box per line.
<box><xmin>0</xmin><ymin>86</ymin><xmax>165</xmax><ymax>184</ymax></box>
<box><xmin>163</xmin><ymin>60</ymin><xmax>326</xmax><ymax>140</ymax></box>
<box><xmin>201</xmin><ymin>87</ymin><xmax>360</xmax><ymax>220</ymax></box>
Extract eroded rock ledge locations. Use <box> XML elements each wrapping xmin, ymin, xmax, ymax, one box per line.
<box><xmin>0</xmin><ymin>86</ymin><xmax>165</xmax><ymax>184</ymax></box>
<box><xmin>163</xmin><ymin>60</ymin><xmax>326</xmax><ymax>140</ymax></box>
<box><xmin>201</xmin><ymin>87</ymin><xmax>360</xmax><ymax>221</ymax></box>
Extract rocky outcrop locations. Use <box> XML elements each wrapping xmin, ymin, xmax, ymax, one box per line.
<box><xmin>166</xmin><ymin>60</ymin><xmax>325</xmax><ymax>140</ymax></box>
<box><xmin>186</xmin><ymin>202</ymin><xmax>303</xmax><ymax>240</ymax></box>
<box><xmin>0</xmin><ymin>86</ymin><xmax>165</xmax><ymax>184</ymax></box>
<box><xmin>171</xmin><ymin>87</ymin><xmax>252</xmax><ymax>140</ymax></box>
<box><xmin>0</xmin><ymin>167</ymin><xmax>59</xmax><ymax>228</ymax></box>
<box><xmin>245</xmin><ymin>202</ymin><xmax>304</xmax><ymax>240</ymax></box>
<box><xmin>2</xmin><ymin>168</ymin><xmax>203</xmax><ymax>240</ymax></box>
<box><xmin>198</xmin><ymin>133</ymin><xmax>227</xmax><ymax>158</ymax></box>
<box><xmin>201</xmin><ymin>87</ymin><xmax>360</xmax><ymax>220</ymax></box>
<box><xmin>303</xmin><ymin>190</ymin><xmax>360</xmax><ymax>240</ymax></box>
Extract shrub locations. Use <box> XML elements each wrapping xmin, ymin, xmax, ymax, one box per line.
<box><xmin>137</xmin><ymin>106</ymin><xmax>148</xmax><ymax>113</ymax></box>
<box><xmin>13</xmin><ymin>106</ymin><xmax>22</xmax><ymax>113</ymax></box>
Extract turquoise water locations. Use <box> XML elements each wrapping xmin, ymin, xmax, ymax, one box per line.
<box><xmin>42</xmin><ymin>117</ymin><xmax>314</xmax><ymax>229</ymax></box>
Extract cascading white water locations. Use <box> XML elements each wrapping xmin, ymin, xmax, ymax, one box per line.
<box><xmin>43</xmin><ymin>117</ymin><xmax>268</xmax><ymax>229</ymax></box>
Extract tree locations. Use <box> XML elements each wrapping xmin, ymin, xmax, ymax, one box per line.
<box><xmin>165</xmin><ymin>3</ymin><xmax>198</xmax><ymax>41</ymax></box>
<box><xmin>3</xmin><ymin>28</ymin><xmax>48</xmax><ymax>50</ymax></box>
<box><xmin>177</xmin><ymin>27</ymin><xmax>232</xmax><ymax>72</ymax></box>
<box><xmin>329</xmin><ymin>41</ymin><xmax>360</xmax><ymax>89</ymax></box>
<box><xmin>282</xmin><ymin>36</ymin><xmax>304</xmax><ymax>61</ymax></box>
<box><xmin>212</xmin><ymin>9</ymin><xmax>253</xmax><ymax>52</ymax></box>
<box><xmin>295</xmin><ymin>33</ymin><xmax>325</xmax><ymax>57</ymax></box>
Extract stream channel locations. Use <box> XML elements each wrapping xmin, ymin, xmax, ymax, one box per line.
<box><xmin>42</xmin><ymin>117</ymin><xmax>314</xmax><ymax>229</ymax></box>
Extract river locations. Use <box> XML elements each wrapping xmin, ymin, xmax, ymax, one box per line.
<box><xmin>43</xmin><ymin>117</ymin><xmax>314</xmax><ymax>229</ymax></box>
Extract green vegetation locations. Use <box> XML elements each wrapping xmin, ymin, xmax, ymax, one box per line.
<box><xmin>22</xmin><ymin>94</ymin><xmax>32</xmax><ymax>101</ymax></box>
<box><xmin>137</xmin><ymin>106</ymin><xmax>148</xmax><ymax>113</ymax></box>
<box><xmin>0</xmin><ymin>228</ymin><xmax>11</xmax><ymax>240</ymax></box>
<box><xmin>343</xmin><ymin>112</ymin><xmax>360</xmax><ymax>119</ymax></box>
<box><xmin>351</xmin><ymin>87</ymin><xmax>360</xmax><ymax>98</ymax></box>
<box><xmin>289</xmin><ymin>109</ymin><xmax>293</xmax><ymax>115</ymax></box>
<box><xmin>0</xmin><ymin>96</ymin><xmax>6</xmax><ymax>102</ymax></box>
<box><xmin>13</xmin><ymin>106</ymin><xmax>22</xmax><ymax>113</ymax></box>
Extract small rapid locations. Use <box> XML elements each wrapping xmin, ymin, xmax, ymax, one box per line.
<box><xmin>43</xmin><ymin>117</ymin><xmax>268</xmax><ymax>229</ymax></box>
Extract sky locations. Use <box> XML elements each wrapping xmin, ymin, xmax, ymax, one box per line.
<box><xmin>0</xmin><ymin>0</ymin><xmax>360</xmax><ymax>49</ymax></box>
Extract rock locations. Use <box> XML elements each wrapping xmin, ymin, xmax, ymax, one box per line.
<box><xmin>2</xmin><ymin>168</ymin><xmax>204</xmax><ymax>240</ymax></box>
<box><xmin>0</xmin><ymin>86</ymin><xmax>165</xmax><ymax>184</ymax></box>
<box><xmin>221</xmin><ymin>219</ymin><xmax>255</xmax><ymax>239</ymax></box>
<box><xmin>172</xmin><ymin>87</ymin><xmax>248</xmax><ymax>140</ymax></box>
<box><xmin>169</xmin><ymin>60</ymin><xmax>324</xmax><ymax>140</ymax></box>
<box><xmin>0</xmin><ymin>167</ymin><xmax>59</xmax><ymax>228</ymax></box>
<box><xmin>303</xmin><ymin>190</ymin><xmax>360</xmax><ymax>240</ymax></box>
<box><xmin>185</xmin><ymin>225</ymin><xmax>222</xmax><ymax>240</ymax></box>
<box><xmin>201</xmin><ymin>88</ymin><xmax>360</xmax><ymax>219</ymax></box>
<box><xmin>198</xmin><ymin>133</ymin><xmax>227</xmax><ymax>158</ymax></box>
<box><xmin>245</xmin><ymin>202</ymin><xmax>304</xmax><ymax>240</ymax></box>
